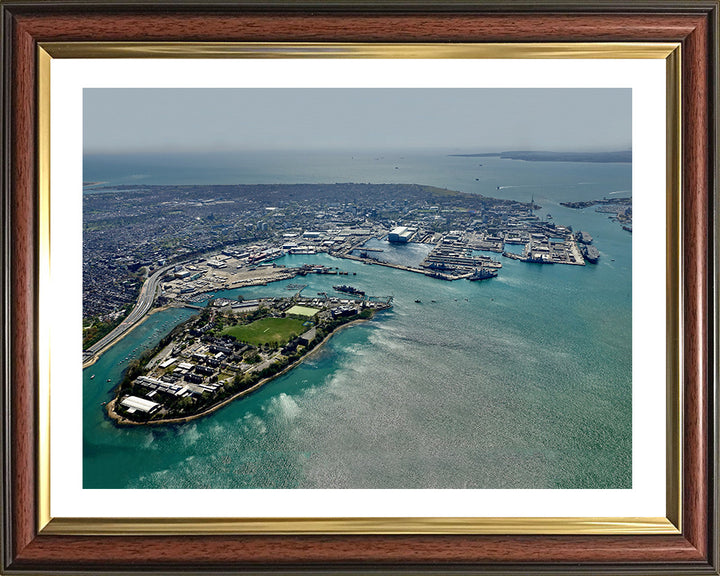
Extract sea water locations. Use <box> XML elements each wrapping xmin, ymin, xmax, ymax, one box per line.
<box><xmin>83</xmin><ymin>151</ymin><xmax>631</xmax><ymax>489</ymax></box>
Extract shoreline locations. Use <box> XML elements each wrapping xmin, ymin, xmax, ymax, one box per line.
<box><xmin>106</xmin><ymin>315</ymin><xmax>377</xmax><ymax>427</ymax></box>
<box><xmin>87</xmin><ymin>248</ymin><xmax>427</xmax><ymax>369</ymax></box>
<box><xmin>86</xmin><ymin>248</ymin><xmax>454</xmax><ymax>371</ymax></box>
<box><xmin>83</xmin><ymin>267</ymin><xmax>300</xmax><ymax>369</ymax></box>
<box><xmin>83</xmin><ymin>305</ymin><xmax>173</xmax><ymax>369</ymax></box>
<box><xmin>89</xmin><ymin>243</ymin><xmax>509</xmax><ymax>371</ymax></box>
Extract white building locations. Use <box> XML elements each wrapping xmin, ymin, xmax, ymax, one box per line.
<box><xmin>388</xmin><ymin>226</ymin><xmax>414</xmax><ymax>243</ymax></box>
<box><xmin>120</xmin><ymin>395</ymin><xmax>160</xmax><ymax>414</ymax></box>
<box><xmin>159</xmin><ymin>357</ymin><xmax>177</xmax><ymax>369</ymax></box>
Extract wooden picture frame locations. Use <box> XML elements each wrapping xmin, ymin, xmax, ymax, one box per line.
<box><xmin>1</xmin><ymin>1</ymin><xmax>717</xmax><ymax>573</ymax></box>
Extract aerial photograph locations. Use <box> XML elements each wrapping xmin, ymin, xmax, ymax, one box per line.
<box><xmin>82</xmin><ymin>88</ymin><xmax>632</xmax><ymax>489</ymax></box>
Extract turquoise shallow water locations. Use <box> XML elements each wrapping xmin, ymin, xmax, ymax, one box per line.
<box><xmin>83</xmin><ymin>153</ymin><xmax>631</xmax><ymax>489</ymax></box>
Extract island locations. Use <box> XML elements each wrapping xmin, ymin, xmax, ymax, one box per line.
<box><xmin>106</xmin><ymin>294</ymin><xmax>392</xmax><ymax>425</ymax></box>
<box><xmin>448</xmin><ymin>150</ymin><xmax>632</xmax><ymax>163</ymax></box>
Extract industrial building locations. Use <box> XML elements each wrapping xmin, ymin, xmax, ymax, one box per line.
<box><xmin>120</xmin><ymin>395</ymin><xmax>160</xmax><ymax>415</ymax></box>
<box><xmin>388</xmin><ymin>226</ymin><xmax>414</xmax><ymax>243</ymax></box>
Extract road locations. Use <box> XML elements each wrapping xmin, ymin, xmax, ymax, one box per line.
<box><xmin>83</xmin><ymin>265</ymin><xmax>174</xmax><ymax>364</ymax></box>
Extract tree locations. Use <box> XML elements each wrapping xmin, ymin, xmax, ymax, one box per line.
<box><xmin>175</xmin><ymin>396</ymin><xmax>195</xmax><ymax>414</ymax></box>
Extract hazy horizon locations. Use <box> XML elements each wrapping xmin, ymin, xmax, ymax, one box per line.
<box><xmin>84</xmin><ymin>146</ymin><xmax>632</xmax><ymax>156</ymax></box>
<box><xmin>84</xmin><ymin>88</ymin><xmax>631</xmax><ymax>155</ymax></box>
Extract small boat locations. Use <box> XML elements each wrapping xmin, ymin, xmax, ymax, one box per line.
<box><xmin>414</xmin><ymin>299</ymin><xmax>422</xmax><ymax>303</ymax></box>
<box><xmin>90</xmin><ymin>374</ymin><xmax>95</xmax><ymax>379</ymax></box>
<box><xmin>107</xmin><ymin>378</ymin><xmax>112</xmax><ymax>382</ymax></box>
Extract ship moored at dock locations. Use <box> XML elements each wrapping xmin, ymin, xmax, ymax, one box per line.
<box><xmin>468</xmin><ymin>267</ymin><xmax>498</xmax><ymax>281</ymax></box>
<box><xmin>580</xmin><ymin>245</ymin><xmax>600</xmax><ymax>263</ymax></box>
<box><xmin>333</xmin><ymin>285</ymin><xmax>365</xmax><ymax>296</ymax></box>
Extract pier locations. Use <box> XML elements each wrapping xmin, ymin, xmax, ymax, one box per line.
<box><xmin>335</xmin><ymin>252</ymin><xmax>425</xmax><ymax>275</ymax></box>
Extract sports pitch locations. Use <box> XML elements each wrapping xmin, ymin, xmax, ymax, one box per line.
<box><xmin>222</xmin><ymin>317</ymin><xmax>306</xmax><ymax>346</ymax></box>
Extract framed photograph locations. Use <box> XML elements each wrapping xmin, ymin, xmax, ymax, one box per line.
<box><xmin>1</xmin><ymin>1</ymin><xmax>717</xmax><ymax>574</ymax></box>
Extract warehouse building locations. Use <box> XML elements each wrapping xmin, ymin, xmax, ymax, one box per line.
<box><xmin>120</xmin><ymin>395</ymin><xmax>160</xmax><ymax>415</ymax></box>
<box><xmin>388</xmin><ymin>226</ymin><xmax>414</xmax><ymax>243</ymax></box>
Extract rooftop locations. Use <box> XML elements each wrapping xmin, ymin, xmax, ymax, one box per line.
<box><xmin>286</xmin><ymin>305</ymin><xmax>320</xmax><ymax>318</ymax></box>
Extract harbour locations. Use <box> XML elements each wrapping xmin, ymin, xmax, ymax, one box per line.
<box><xmin>83</xmin><ymin>202</ymin><xmax>631</xmax><ymax>489</ymax></box>
<box><xmin>83</xmin><ymin>153</ymin><xmax>632</xmax><ymax>490</ymax></box>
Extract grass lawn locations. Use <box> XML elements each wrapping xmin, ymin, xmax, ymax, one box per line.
<box><xmin>222</xmin><ymin>317</ymin><xmax>306</xmax><ymax>346</ymax></box>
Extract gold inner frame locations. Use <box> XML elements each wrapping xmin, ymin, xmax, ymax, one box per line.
<box><xmin>36</xmin><ymin>42</ymin><xmax>682</xmax><ymax>536</ymax></box>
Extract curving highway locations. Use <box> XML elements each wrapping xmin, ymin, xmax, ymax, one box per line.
<box><xmin>83</xmin><ymin>265</ymin><xmax>173</xmax><ymax>364</ymax></box>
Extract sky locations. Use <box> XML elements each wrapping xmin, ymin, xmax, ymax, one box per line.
<box><xmin>84</xmin><ymin>88</ymin><xmax>631</xmax><ymax>154</ymax></box>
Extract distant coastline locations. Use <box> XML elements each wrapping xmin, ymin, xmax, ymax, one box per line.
<box><xmin>449</xmin><ymin>150</ymin><xmax>631</xmax><ymax>163</ymax></box>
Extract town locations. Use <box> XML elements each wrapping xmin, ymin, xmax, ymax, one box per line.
<box><xmin>83</xmin><ymin>183</ymin><xmax>627</xmax><ymax>350</ymax></box>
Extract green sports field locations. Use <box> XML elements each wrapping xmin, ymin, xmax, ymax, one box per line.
<box><xmin>221</xmin><ymin>317</ymin><xmax>306</xmax><ymax>346</ymax></box>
